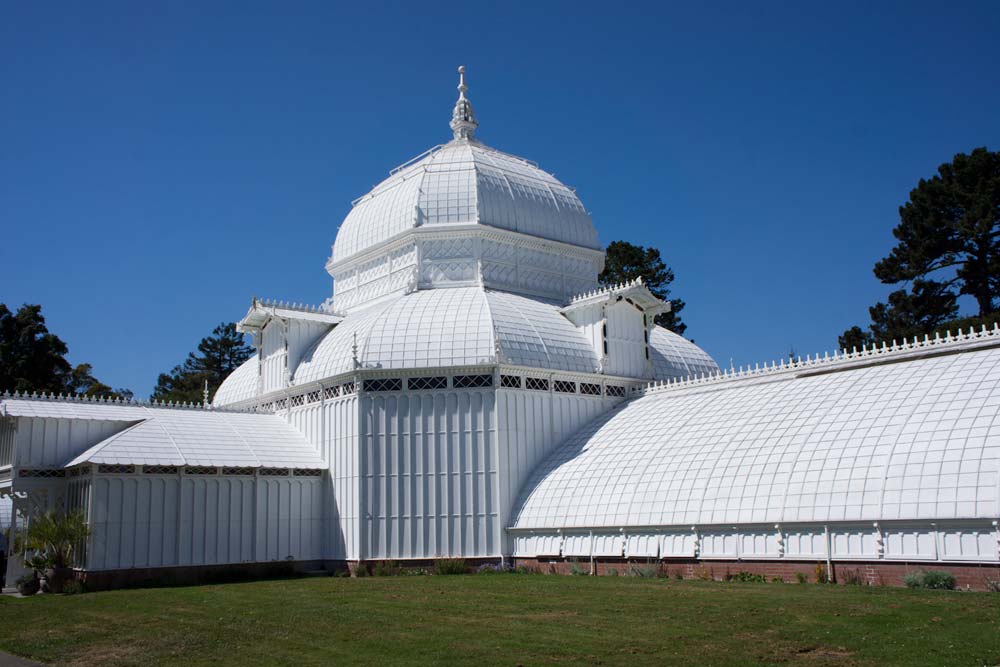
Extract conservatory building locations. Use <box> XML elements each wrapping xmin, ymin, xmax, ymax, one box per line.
<box><xmin>1</xmin><ymin>68</ymin><xmax>999</xmax><ymax>589</ymax></box>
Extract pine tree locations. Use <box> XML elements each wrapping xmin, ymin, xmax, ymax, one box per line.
<box><xmin>599</xmin><ymin>240</ymin><xmax>687</xmax><ymax>334</ymax></box>
<box><xmin>841</xmin><ymin>147</ymin><xmax>1000</xmax><ymax>346</ymax></box>
<box><xmin>152</xmin><ymin>323</ymin><xmax>253</xmax><ymax>403</ymax></box>
<box><xmin>0</xmin><ymin>303</ymin><xmax>129</xmax><ymax>397</ymax></box>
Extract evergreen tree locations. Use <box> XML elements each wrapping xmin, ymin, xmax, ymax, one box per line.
<box><xmin>0</xmin><ymin>303</ymin><xmax>129</xmax><ymax>397</ymax></box>
<box><xmin>842</xmin><ymin>148</ymin><xmax>1000</xmax><ymax>346</ymax></box>
<box><xmin>152</xmin><ymin>323</ymin><xmax>253</xmax><ymax>403</ymax></box>
<box><xmin>599</xmin><ymin>240</ymin><xmax>687</xmax><ymax>334</ymax></box>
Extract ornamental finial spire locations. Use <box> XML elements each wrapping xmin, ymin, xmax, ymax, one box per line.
<box><xmin>450</xmin><ymin>65</ymin><xmax>478</xmax><ymax>141</ymax></box>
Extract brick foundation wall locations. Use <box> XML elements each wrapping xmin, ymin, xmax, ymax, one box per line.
<box><xmin>512</xmin><ymin>557</ymin><xmax>1000</xmax><ymax>591</ymax></box>
<box><xmin>78</xmin><ymin>559</ymin><xmax>336</xmax><ymax>591</ymax></box>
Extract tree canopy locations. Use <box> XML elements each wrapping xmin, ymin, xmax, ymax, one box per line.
<box><xmin>841</xmin><ymin>148</ymin><xmax>1000</xmax><ymax>348</ymax></box>
<box><xmin>152</xmin><ymin>323</ymin><xmax>253</xmax><ymax>404</ymax></box>
<box><xmin>599</xmin><ymin>240</ymin><xmax>687</xmax><ymax>334</ymax></box>
<box><xmin>0</xmin><ymin>303</ymin><xmax>130</xmax><ymax>398</ymax></box>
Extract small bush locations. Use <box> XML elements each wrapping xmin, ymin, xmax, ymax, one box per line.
<box><xmin>795</xmin><ymin>572</ymin><xmax>809</xmax><ymax>584</ymax></box>
<box><xmin>905</xmin><ymin>570</ymin><xmax>956</xmax><ymax>590</ymax></box>
<box><xmin>513</xmin><ymin>565</ymin><xmax>539</xmax><ymax>575</ymax></box>
<box><xmin>61</xmin><ymin>580</ymin><xmax>86</xmax><ymax>595</ymax></box>
<box><xmin>673</xmin><ymin>572</ymin><xmax>684</xmax><ymax>581</ymax></box>
<box><xmin>434</xmin><ymin>559</ymin><xmax>467</xmax><ymax>575</ymax></box>
<box><xmin>814</xmin><ymin>562</ymin><xmax>829</xmax><ymax>584</ymax></box>
<box><xmin>696</xmin><ymin>566</ymin><xmax>714</xmax><ymax>581</ymax></box>
<box><xmin>372</xmin><ymin>560</ymin><xmax>399</xmax><ymax>577</ymax></box>
<box><xmin>984</xmin><ymin>578</ymin><xmax>1000</xmax><ymax>593</ymax></box>
<box><xmin>725</xmin><ymin>571</ymin><xmax>766</xmax><ymax>583</ymax></box>
<box><xmin>606</xmin><ymin>568</ymin><xmax>620</xmax><ymax>576</ymax></box>
<box><xmin>842</xmin><ymin>569</ymin><xmax>865</xmax><ymax>586</ymax></box>
<box><xmin>569</xmin><ymin>560</ymin><xmax>589</xmax><ymax>576</ymax></box>
<box><xmin>476</xmin><ymin>563</ymin><xmax>504</xmax><ymax>575</ymax></box>
<box><xmin>771</xmin><ymin>576</ymin><xmax>784</xmax><ymax>584</ymax></box>
<box><xmin>629</xmin><ymin>564</ymin><xmax>658</xmax><ymax>578</ymax></box>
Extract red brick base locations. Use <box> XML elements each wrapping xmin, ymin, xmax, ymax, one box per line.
<box><xmin>511</xmin><ymin>557</ymin><xmax>1000</xmax><ymax>591</ymax></box>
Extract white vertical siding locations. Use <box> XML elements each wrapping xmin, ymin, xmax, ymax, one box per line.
<box><xmin>324</xmin><ymin>395</ymin><xmax>360</xmax><ymax>560</ymax></box>
<box><xmin>14</xmin><ymin>417</ymin><xmax>131</xmax><ymax>468</ymax></box>
<box><xmin>260</xmin><ymin>320</ymin><xmax>287</xmax><ymax>394</ymax></box>
<box><xmin>496</xmin><ymin>390</ymin><xmax>616</xmax><ymax>551</ymax></box>
<box><xmin>87</xmin><ymin>474</ymin><xmax>324</xmax><ymax>571</ymax></box>
<box><xmin>0</xmin><ymin>418</ymin><xmax>15</xmax><ymax>468</ymax></box>
<box><xmin>603</xmin><ymin>300</ymin><xmax>647</xmax><ymax>378</ymax></box>
<box><xmin>361</xmin><ymin>389</ymin><xmax>497</xmax><ymax>559</ymax></box>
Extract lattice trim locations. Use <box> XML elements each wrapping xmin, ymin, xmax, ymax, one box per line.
<box><xmin>553</xmin><ymin>380</ymin><xmax>577</xmax><ymax>394</ymax></box>
<box><xmin>408</xmin><ymin>376</ymin><xmax>448</xmax><ymax>391</ymax></box>
<box><xmin>500</xmin><ymin>374</ymin><xmax>522</xmax><ymax>389</ymax></box>
<box><xmin>453</xmin><ymin>374</ymin><xmax>493</xmax><ymax>389</ymax></box>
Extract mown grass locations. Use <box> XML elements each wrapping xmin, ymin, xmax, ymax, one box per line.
<box><xmin>0</xmin><ymin>575</ymin><xmax>998</xmax><ymax>666</ymax></box>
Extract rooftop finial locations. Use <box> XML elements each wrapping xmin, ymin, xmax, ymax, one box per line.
<box><xmin>450</xmin><ymin>65</ymin><xmax>478</xmax><ymax>141</ymax></box>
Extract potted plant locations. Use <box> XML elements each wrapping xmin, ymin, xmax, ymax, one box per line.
<box><xmin>15</xmin><ymin>572</ymin><xmax>40</xmax><ymax>596</ymax></box>
<box><xmin>20</xmin><ymin>510</ymin><xmax>90</xmax><ymax>594</ymax></box>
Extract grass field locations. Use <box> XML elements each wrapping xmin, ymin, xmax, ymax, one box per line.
<box><xmin>0</xmin><ymin>574</ymin><xmax>998</xmax><ymax>666</ymax></box>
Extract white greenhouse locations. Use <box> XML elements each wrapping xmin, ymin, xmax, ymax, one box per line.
<box><xmin>1</xmin><ymin>67</ymin><xmax>998</xmax><ymax>589</ymax></box>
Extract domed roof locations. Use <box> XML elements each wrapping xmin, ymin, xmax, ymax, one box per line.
<box><xmin>292</xmin><ymin>286</ymin><xmax>600</xmax><ymax>385</ymax></box>
<box><xmin>330</xmin><ymin>68</ymin><xmax>599</xmax><ymax>268</ymax></box>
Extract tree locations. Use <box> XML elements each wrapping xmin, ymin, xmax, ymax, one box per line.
<box><xmin>0</xmin><ymin>303</ymin><xmax>129</xmax><ymax>398</ymax></box>
<box><xmin>841</xmin><ymin>148</ymin><xmax>1000</xmax><ymax>346</ymax></box>
<box><xmin>152</xmin><ymin>323</ymin><xmax>253</xmax><ymax>404</ymax></box>
<box><xmin>599</xmin><ymin>240</ymin><xmax>687</xmax><ymax>334</ymax></box>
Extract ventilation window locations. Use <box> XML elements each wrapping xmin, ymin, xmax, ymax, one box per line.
<box><xmin>525</xmin><ymin>377</ymin><xmax>550</xmax><ymax>391</ymax></box>
<box><xmin>290</xmin><ymin>394</ymin><xmax>305</xmax><ymax>408</ymax></box>
<box><xmin>222</xmin><ymin>467</ymin><xmax>255</xmax><ymax>476</ymax></box>
<box><xmin>553</xmin><ymin>380</ymin><xmax>576</xmax><ymax>394</ymax></box>
<box><xmin>19</xmin><ymin>468</ymin><xmax>67</xmax><ymax>478</ymax></box>
<box><xmin>605</xmin><ymin>384</ymin><xmax>626</xmax><ymax>397</ymax></box>
<box><xmin>453</xmin><ymin>374</ymin><xmax>493</xmax><ymax>389</ymax></box>
<box><xmin>364</xmin><ymin>378</ymin><xmax>403</xmax><ymax>392</ymax></box>
<box><xmin>341</xmin><ymin>382</ymin><xmax>357</xmax><ymax>395</ymax></box>
<box><xmin>293</xmin><ymin>468</ymin><xmax>323</xmax><ymax>477</ymax></box>
<box><xmin>500</xmin><ymin>374</ymin><xmax>521</xmax><ymax>389</ymax></box>
<box><xmin>408</xmin><ymin>376</ymin><xmax>447</xmax><ymax>391</ymax></box>
<box><xmin>144</xmin><ymin>465</ymin><xmax>178</xmax><ymax>475</ymax></box>
<box><xmin>97</xmin><ymin>464</ymin><xmax>135</xmax><ymax>474</ymax></box>
<box><xmin>323</xmin><ymin>386</ymin><xmax>340</xmax><ymax>400</ymax></box>
<box><xmin>184</xmin><ymin>466</ymin><xmax>218</xmax><ymax>475</ymax></box>
<box><xmin>275</xmin><ymin>398</ymin><xmax>288</xmax><ymax>410</ymax></box>
<box><xmin>580</xmin><ymin>382</ymin><xmax>601</xmax><ymax>396</ymax></box>
<box><xmin>306</xmin><ymin>390</ymin><xmax>321</xmax><ymax>404</ymax></box>
<box><xmin>259</xmin><ymin>467</ymin><xmax>290</xmax><ymax>476</ymax></box>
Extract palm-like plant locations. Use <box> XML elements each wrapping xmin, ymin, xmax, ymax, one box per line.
<box><xmin>21</xmin><ymin>510</ymin><xmax>90</xmax><ymax>570</ymax></box>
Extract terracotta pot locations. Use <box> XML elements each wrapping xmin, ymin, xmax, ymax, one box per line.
<box><xmin>43</xmin><ymin>567</ymin><xmax>73</xmax><ymax>594</ymax></box>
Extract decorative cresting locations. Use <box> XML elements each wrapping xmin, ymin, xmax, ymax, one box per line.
<box><xmin>639</xmin><ymin>322</ymin><xmax>1000</xmax><ymax>396</ymax></box>
<box><xmin>450</xmin><ymin>65</ymin><xmax>478</xmax><ymax>141</ymax></box>
<box><xmin>0</xmin><ymin>389</ymin><xmax>261</xmax><ymax>413</ymax></box>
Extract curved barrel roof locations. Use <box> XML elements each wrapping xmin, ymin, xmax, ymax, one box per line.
<box><xmin>512</xmin><ymin>340</ymin><xmax>1000</xmax><ymax>529</ymax></box>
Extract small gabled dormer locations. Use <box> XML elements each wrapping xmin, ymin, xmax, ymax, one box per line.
<box><xmin>237</xmin><ymin>298</ymin><xmax>343</xmax><ymax>395</ymax></box>
<box><xmin>561</xmin><ymin>278</ymin><xmax>670</xmax><ymax>379</ymax></box>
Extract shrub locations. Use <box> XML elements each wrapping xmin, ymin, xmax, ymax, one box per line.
<box><xmin>795</xmin><ymin>572</ymin><xmax>809</xmax><ymax>584</ymax></box>
<box><xmin>476</xmin><ymin>563</ymin><xmax>501</xmax><ymax>575</ymax></box>
<box><xmin>814</xmin><ymin>562</ymin><xmax>829</xmax><ymax>584</ymax></box>
<box><xmin>725</xmin><ymin>571</ymin><xmax>766</xmax><ymax>583</ymax></box>
<box><xmin>673</xmin><ymin>571</ymin><xmax>684</xmax><ymax>581</ymax></box>
<box><xmin>513</xmin><ymin>565</ymin><xmax>539</xmax><ymax>575</ymax></box>
<box><xmin>771</xmin><ymin>576</ymin><xmax>784</xmax><ymax>584</ymax></box>
<box><xmin>696</xmin><ymin>566</ymin><xmax>714</xmax><ymax>581</ymax></box>
<box><xmin>372</xmin><ymin>560</ymin><xmax>399</xmax><ymax>577</ymax></box>
<box><xmin>433</xmin><ymin>559</ymin><xmax>467</xmax><ymax>575</ymax></box>
<box><xmin>842</xmin><ymin>569</ymin><xmax>865</xmax><ymax>586</ymax></box>
<box><xmin>61</xmin><ymin>580</ymin><xmax>86</xmax><ymax>595</ymax></box>
<box><xmin>984</xmin><ymin>578</ymin><xmax>1000</xmax><ymax>593</ymax></box>
<box><xmin>18</xmin><ymin>510</ymin><xmax>90</xmax><ymax>570</ymax></box>
<box><xmin>606</xmin><ymin>568</ymin><xmax>620</xmax><ymax>576</ymax></box>
<box><xmin>569</xmin><ymin>559</ymin><xmax>590</xmax><ymax>576</ymax></box>
<box><xmin>629</xmin><ymin>564</ymin><xmax>657</xmax><ymax>578</ymax></box>
<box><xmin>905</xmin><ymin>570</ymin><xmax>956</xmax><ymax>590</ymax></box>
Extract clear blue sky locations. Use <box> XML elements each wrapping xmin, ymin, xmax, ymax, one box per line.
<box><xmin>2</xmin><ymin>1</ymin><xmax>999</xmax><ymax>398</ymax></box>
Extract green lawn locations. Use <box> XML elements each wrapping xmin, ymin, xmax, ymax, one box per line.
<box><xmin>0</xmin><ymin>575</ymin><xmax>998</xmax><ymax>666</ymax></box>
